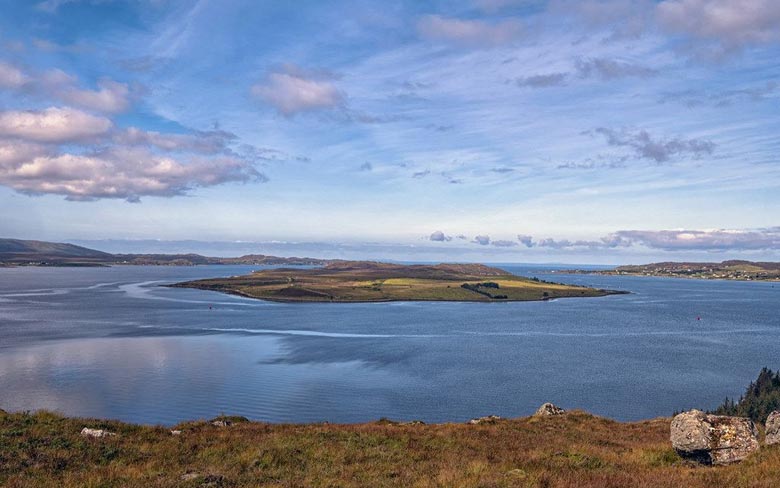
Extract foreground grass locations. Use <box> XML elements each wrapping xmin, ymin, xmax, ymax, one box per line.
<box><xmin>2</xmin><ymin>409</ymin><xmax>780</xmax><ymax>487</ymax></box>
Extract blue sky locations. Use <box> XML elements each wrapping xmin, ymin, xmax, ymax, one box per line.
<box><xmin>0</xmin><ymin>0</ymin><xmax>778</xmax><ymax>262</ymax></box>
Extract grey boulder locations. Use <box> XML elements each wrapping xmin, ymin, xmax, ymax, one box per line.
<box><xmin>534</xmin><ymin>403</ymin><xmax>565</xmax><ymax>417</ymax></box>
<box><xmin>765</xmin><ymin>411</ymin><xmax>780</xmax><ymax>445</ymax></box>
<box><xmin>670</xmin><ymin>410</ymin><xmax>759</xmax><ymax>465</ymax></box>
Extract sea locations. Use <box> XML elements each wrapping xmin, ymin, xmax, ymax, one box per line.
<box><xmin>0</xmin><ymin>264</ymin><xmax>777</xmax><ymax>425</ymax></box>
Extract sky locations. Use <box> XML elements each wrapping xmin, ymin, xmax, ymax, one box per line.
<box><xmin>0</xmin><ymin>0</ymin><xmax>778</xmax><ymax>263</ymax></box>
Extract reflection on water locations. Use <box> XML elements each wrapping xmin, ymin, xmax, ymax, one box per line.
<box><xmin>0</xmin><ymin>265</ymin><xmax>778</xmax><ymax>425</ymax></box>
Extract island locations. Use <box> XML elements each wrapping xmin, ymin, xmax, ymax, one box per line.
<box><xmin>170</xmin><ymin>260</ymin><xmax>624</xmax><ymax>302</ymax></box>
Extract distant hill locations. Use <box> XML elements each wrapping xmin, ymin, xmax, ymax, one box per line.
<box><xmin>0</xmin><ymin>238</ymin><xmax>113</xmax><ymax>265</ymax></box>
<box><xmin>0</xmin><ymin>238</ymin><xmax>325</xmax><ymax>267</ymax></box>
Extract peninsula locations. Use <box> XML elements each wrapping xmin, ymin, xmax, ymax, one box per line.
<box><xmin>556</xmin><ymin>260</ymin><xmax>780</xmax><ymax>281</ymax></box>
<box><xmin>171</xmin><ymin>260</ymin><xmax>623</xmax><ymax>302</ymax></box>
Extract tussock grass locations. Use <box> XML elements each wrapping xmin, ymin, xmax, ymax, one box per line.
<box><xmin>2</xmin><ymin>409</ymin><xmax>779</xmax><ymax>487</ymax></box>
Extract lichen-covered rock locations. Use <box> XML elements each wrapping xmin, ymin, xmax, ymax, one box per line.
<box><xmin>670</xmin><ymin>410</ymin><xmax>759</xmax><ymax>465</ymax></box>
<box><xmin>80</xmin><ymin>427</ymin><xmax>116</xmax><ymax>438</ymax></box>
<box><xmin>534</xmin><ymin>403</ymin><xmax>565</xmax><ymax>417</ymax></box>
<box><xmin>765</xmin><ymin>411</ymin><xmax>780</xmax><ymax>445</ymax></box>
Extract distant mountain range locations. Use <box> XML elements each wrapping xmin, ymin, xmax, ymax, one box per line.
<box><xmin>0</xmin><ymin>238</ymin><xmax>326</xmax><ymax>267</ymax></box>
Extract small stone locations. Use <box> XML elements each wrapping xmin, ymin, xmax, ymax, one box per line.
<box><xmin>180</xmin><ymin>472</ymin><xmax>200</xmax><ymax>481</ymax></box>
<box><xmin>170</xmin><ymin>429</ymin><xmax>182</xmax><ymax>435</ymax></box>
<box><xmin>534</xmin><ymin>403</ymin><xmax>565</xmax><ymax>417</ymax></box>
<box><xmin>80</xmin><ymin>427</ymin><xmax>116</xmax><ymax>438</ymax></box>
<box><xmin>211</xmin><ymin>420</ymin><xmax>231</xmax><ymax>427</ymax></box>
<box><xmin>505</xmin><ymin>468</ymin><xmax>528</xmax><ymax>479</ymax></box>
<box><xmin>765</xmin><ymin>411</ymin><xmax>780</xmax><ymax>445</ymax></box>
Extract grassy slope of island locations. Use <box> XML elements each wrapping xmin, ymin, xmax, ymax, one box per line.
<box><xmin>3</xmin><ymin>408</ymin><xmax>780</xmax><ymax>487</ymax></box>
<box><xmin>170</xmin><ymin>261</ymin><xmax>623</xmax><ymax>303</ymax></box>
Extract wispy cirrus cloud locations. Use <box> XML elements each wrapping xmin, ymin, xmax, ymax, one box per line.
<box><xmin>417</xmin><ymin>15</ymin><xmax>523</xmax><ymax>47</ymax></box>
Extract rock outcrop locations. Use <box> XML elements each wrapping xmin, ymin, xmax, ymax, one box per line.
<box><xmin>468</xmin><ymin>415</ymin><xmax>503</xmax><ymax>425</ymax></box>
<box><xmin>670</xmin><ymin>410</ymin><xmax>759</xmax><ymax>465</ymax></box>
<box><xmin>765</xmin><ymin>411</ymin><xmax>780</xmax><ymax>445</ymax></box>
<box><xmin>534</xmin><ymin>403</ymin><xmax>565</xmax><ymax>417</ymax></box>
<box><xmin>80</xmin><ymin>427</ymin><xmax>116</xmax><ymax>438</ymax></box>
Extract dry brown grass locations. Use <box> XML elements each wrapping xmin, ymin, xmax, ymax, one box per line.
<box><xmin>2</xmin><ymin>409</ymin><xmax>780</xmax><ymax>487</ymax></box>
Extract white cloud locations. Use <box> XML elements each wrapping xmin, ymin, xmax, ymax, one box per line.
<box><xmin>657</xmin><ymin>0</ymin><xmax>780</xmax><ymax>49</ymax></box>
<box><xmin>0</xmin><ymin>61</ymin><xmax>28</xmax><ymax>89</ymax></box>
<box><xmin>0</xmin><ymin>107</ymin><xmax>112</xmax><ymax>143</ymax></box>
<box><xmin>251</xmin><ymin>66</ymin><xmax>344</xmax><ymax>116</ymax></box>
<box><xmin>0</xmin><ymin>144</ymin><xmax>262</xmax><ymax>202</ymax></box>
<box><xmin>417</xmin><ymin>15</ymin><xmax>523</xmax><ymax>47</ymax></box>
<box><xmin>57</xmin><ymin>78</ymin><xmax>131</xmax><ymax>113</ymax></box>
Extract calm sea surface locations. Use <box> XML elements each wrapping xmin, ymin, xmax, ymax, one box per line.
<box><xmin>0</xmin><ymin>264</ymin><xmax>778</xmax><ymax>425</ymax></box>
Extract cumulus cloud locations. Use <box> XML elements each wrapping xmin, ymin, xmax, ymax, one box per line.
<box><xmin>657</xmin><ymin>0</ymin><xmax>780</xmax><ymax>50</ymax></box>
<box><xmin>0</xmin><ymin>144</ymin><xmax>262</xmax><ymax>202</ymax></box>
<box><xmin>575</xmin><ymin>57</ymin><xmax>657</xmax><ymax>80</ymax></box>
<box><xmin>251</xmin><ymin>66</ymin><xmax>344</xmax><ymax>116</ymax></box>
<box><xmin>472</xmin><ymin>235</ymin><xmax>491</xmax><ymax>245</ymax></box>
<box><xmin>517</xmin><ymin>234</ymin><xmax>535</xmax><ymax>247</ymax></box>
<box><xmin>0</xmin><ymin>61</ymin><xmax>28</xmax><ymax>89</ymax></box>
<box><xmin>56</xmin><ymin>78</ymin><xmax>131</xmax><ymax>113</ymax></box>
<box><xmin>0</xmin><ymin>109</ymin><xmax>267</xmax><ymax>201</ymax></box>
<box><xmin>430</xmin><ymin>230</ymin><xmax>452</xmax><ymax>242</ymax></box>
<box><xmin>1</xmin><ymin>67</ymin><xmax>134</xmax><ymax>114</ymax></box>
<box><xmin>593</xmin><ymin>127</ymin><xmax>716</xmax><ymax>163</ymax></box>
<box><xmin>0</xmin><ymin>107</ymin><xmax>112</xmax><ymax>143</ymax></box>
<box><xmin>417</xmin><ymin>15</ymin><xmax>523</xmax><ymax>47</ymax></box>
